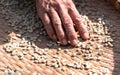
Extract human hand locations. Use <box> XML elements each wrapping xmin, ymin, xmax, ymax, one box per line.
<box><xmin>36</xmin><ymin>0</ymin><xmax>89</xmax><ymax>46</ymax></box>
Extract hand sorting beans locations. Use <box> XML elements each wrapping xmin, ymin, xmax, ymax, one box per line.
<box><xmin>36</xmin><ymin>0</ymin><xmax>89</xmax><ymax>46</ymax></box>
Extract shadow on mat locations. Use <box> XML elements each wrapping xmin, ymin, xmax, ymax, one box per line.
<box><xmin>0</xmin><ymin>0</ymin><xmax>120</xmax><ymax>75</ymax></box>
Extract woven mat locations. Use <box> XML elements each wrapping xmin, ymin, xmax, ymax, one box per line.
<box><xmin>0</xmin><ymin>0</ymin><xmax>120</xmax><ymax>75</ymax></box>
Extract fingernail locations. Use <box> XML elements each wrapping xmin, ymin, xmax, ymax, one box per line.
<box><xmin>83</xmin><ymin>33</ymin><xmax>89</xmax><ymax>40</ymax></box>
<box><xmin>72</xmin><ymin>39</ymin><xmax>78</xmax><ymax>46</ymax></box>
<box><xmin>62</xmin><ymin>39</ymin><xmax>67</xmax><ymax>45</ymax></box>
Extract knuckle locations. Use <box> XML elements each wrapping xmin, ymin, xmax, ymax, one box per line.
<box><xmin>66</xmin><ymin>1</ymin><xmax>75</xmax><ymax>8</ymax></box>
<box><xmin>64</xmin><ymin>22</ymin><xmax>71</xmax><ymax>26</ymax></box>
<box><xmin>68</xmin><ymin>33</ymin><xmax>76</xmax><ymax>38</ymax></box>
<box><xmin>52</xmin><ymin>1</ymin><xmax>64</xmax><ymax>10</ymax></box>
<box><xmin>66</xmin><ymin>1</ymin><xmax>72</xmax><ymax>5</ymax></box>
<box><xmin>74</xmin><ymin>16</ymin><xmax>82</xmax><ymax>23</ymax></box>
<box><xmin>64</xmin><ymin>18</ymin><xmax>72</xmax><ymax>26</ymax></box>
<box><xmin>58</xmin><ymin>33</ymin><xmax>64</xmax><ymax>38</ymax></box>
<box><xmin>54</xmin><ymin>21</ymin><xmax>61</xmax><ymax>27</ymax></box>
<box><xmin>81</xmin><ymin>27</ymin><xmax>88</xmax><ymax>33</ymax></box>
<box><xmin>69</xmin><ymin>7</ymin><xmax>75</xmax><ymax>11</ymax></box>
<box><xmin>44</xmin><ymin>22</ymin><xmax>50</xmax><ymax>27</ymax></box>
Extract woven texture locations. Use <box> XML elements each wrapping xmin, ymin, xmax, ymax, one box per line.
<box><xmin>0</xmin><ymin>0</ymin><xmax>120</xmax><ymax>75</ymax></box>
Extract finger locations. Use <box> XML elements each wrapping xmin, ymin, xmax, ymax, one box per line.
<box><xmin>68</xmin><ymin>4</ymin><xmax>89</xmax><ymax>40</ymax></box>
<box><xmin>57</xmin><ymin>6</ymin><xmax>78</xmax><ymax>46</ymax></box>
<box><xmin>49</xmin><ymin>7</ymin><xmax>67</xmax><ymax>45</ymax></box>
<box><xmin>37</xmin><ymin>9</ymin><xmax>57</xmax><ymax>41</ymax></box>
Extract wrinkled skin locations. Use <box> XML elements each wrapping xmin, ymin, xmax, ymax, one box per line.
<box><xmin>36</xmin><ymin>0</ymin><xmax>89</xmax><ymax>46</ymax></box>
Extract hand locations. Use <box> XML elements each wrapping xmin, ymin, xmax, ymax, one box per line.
<box><xmin>36</xmin><ymin>0</ymin><xmax>89</xmax><ymax>46</ymax></box>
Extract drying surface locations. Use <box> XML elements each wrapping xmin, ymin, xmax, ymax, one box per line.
<box><xmin>0</xmin><ymin>0</ymin><xmax>120</xmax><ymax>75</ymax></box>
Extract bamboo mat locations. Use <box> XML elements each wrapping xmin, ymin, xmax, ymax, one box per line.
<box><xmin>0</xmin><ymin>0</ymin><xmax>120</xmax><ymax>75</ymax></box>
